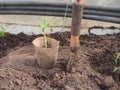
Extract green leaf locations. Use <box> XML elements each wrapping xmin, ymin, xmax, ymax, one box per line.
<box><xmin>40</xmin><ymin>20</ymin><xmax>48</xmax><ymax>32</ymax></box>
<box><xmin>115</xmin><ymin>52</ymin><xmax>120</xmax><ymax>64</ymax></box>
<box><xmin>0</xmin><ymin>27</ymin><xmax>5</xmax><ymax>37</ymax></box>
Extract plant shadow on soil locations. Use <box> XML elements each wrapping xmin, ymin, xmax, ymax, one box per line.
<box><xmin>0</xmin><ymin>32</ymin><xmax>120</xmax><ymax>90</ymax></box>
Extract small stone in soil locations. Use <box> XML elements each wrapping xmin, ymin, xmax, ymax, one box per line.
<box><xmin>103</xmin><ymin>76</ymin><xmax>115</xmax><ymax>87</ymax></box>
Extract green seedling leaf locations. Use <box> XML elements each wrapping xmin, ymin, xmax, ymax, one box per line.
<box><xmin>113</xmin><ymin>67</ymin><xmax>119</xmax><ymax>72</ymax></box>
<box><xmin>40</xmin><ymin>20</ymin><xmax>48</xmax><ymax>32</ymax></box>
<box><xmin>35</xmin><ymin>20</ymin><xmax>49</xmax><ymax>48</ymax></box>
<box><xmin>0</xmin><ymin>27</ymin><xmax>5</xmax><ymax>37</ymax></box>
<box><xmin>115</xmin><ymin>52</ymin><xmax>120</xmax><ymax>64</ymax></box>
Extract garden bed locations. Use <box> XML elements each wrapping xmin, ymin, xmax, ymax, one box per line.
<box><xmin>0</xmin><ymin>31</ymin><xmax>120</xmax><ymax>90</ymax></box>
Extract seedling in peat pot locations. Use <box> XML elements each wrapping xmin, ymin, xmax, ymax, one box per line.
<box><xmin>33</xmin><ymin>19</ymin><xmax>59</xmax><ymax>69</ymax></box>
<box><xmin>36</xmin><ymin>20</ymin><xmax>48</xmax><ymax>48</ymax></box>
<box><xmin>113</xmin><ymin>52</ymin><xmax>120</xmax><ymax>72</ymax></box>
<box><xmin>0</xmin><ymin>26</ymin><xmax>5</xmax><ymax>38</ymax></box>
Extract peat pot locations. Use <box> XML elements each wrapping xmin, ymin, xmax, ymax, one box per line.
<box><xmin>32</xmin><ymin>37</ymin><xmax>59</xmax><ymax>69</ymax></box>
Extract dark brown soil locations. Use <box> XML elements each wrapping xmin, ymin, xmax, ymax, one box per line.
<box><xmin>0</xmin><ymin>31</ymin><xmax>120</xmax><ymax>90</ymax></box>
<box><xmin>0</xmin><ymin>32</ymin><xmax>40</xmax><ymax>58</ymax></box>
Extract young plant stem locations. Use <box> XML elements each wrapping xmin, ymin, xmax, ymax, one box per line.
<box><xmin>44</xmin><ymin>31</ymin><xmax>47</xmax><ymax>48</ymax></box>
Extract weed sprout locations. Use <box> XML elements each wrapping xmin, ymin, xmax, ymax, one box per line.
<box><xmin>0</xmin><ymin>26</ymin><xmax>5</xmax><ymax>37</ymax></box>
<box><xmin>113</xmin><ymin>52</ymin><xmax>120</xmax><ymax>72</ymax></box>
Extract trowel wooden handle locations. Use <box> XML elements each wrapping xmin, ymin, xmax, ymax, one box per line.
<box><xmin>71</xmin><ymin>0</ymin><xmax>84</xmax><ymax>36</ymax></box>
<box><xmin>76</xmin><ymin>0</ymin><xmax>84</xmax><ymax>4</ymax></box>
<box><xmin>70</xmin><ymin>0</ymin><xmax>84</xmax><ymax>48</ymax></box>
<box><xmin>70</xmin><ymin>35</ymin><xmax>80</xmax><ymax>48</ymax></box>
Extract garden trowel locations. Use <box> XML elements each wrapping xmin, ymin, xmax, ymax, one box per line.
<box><xmin>67</xmin><ymin>0</ymin><xmax>84</xmax><ymax>72</ymax></box>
